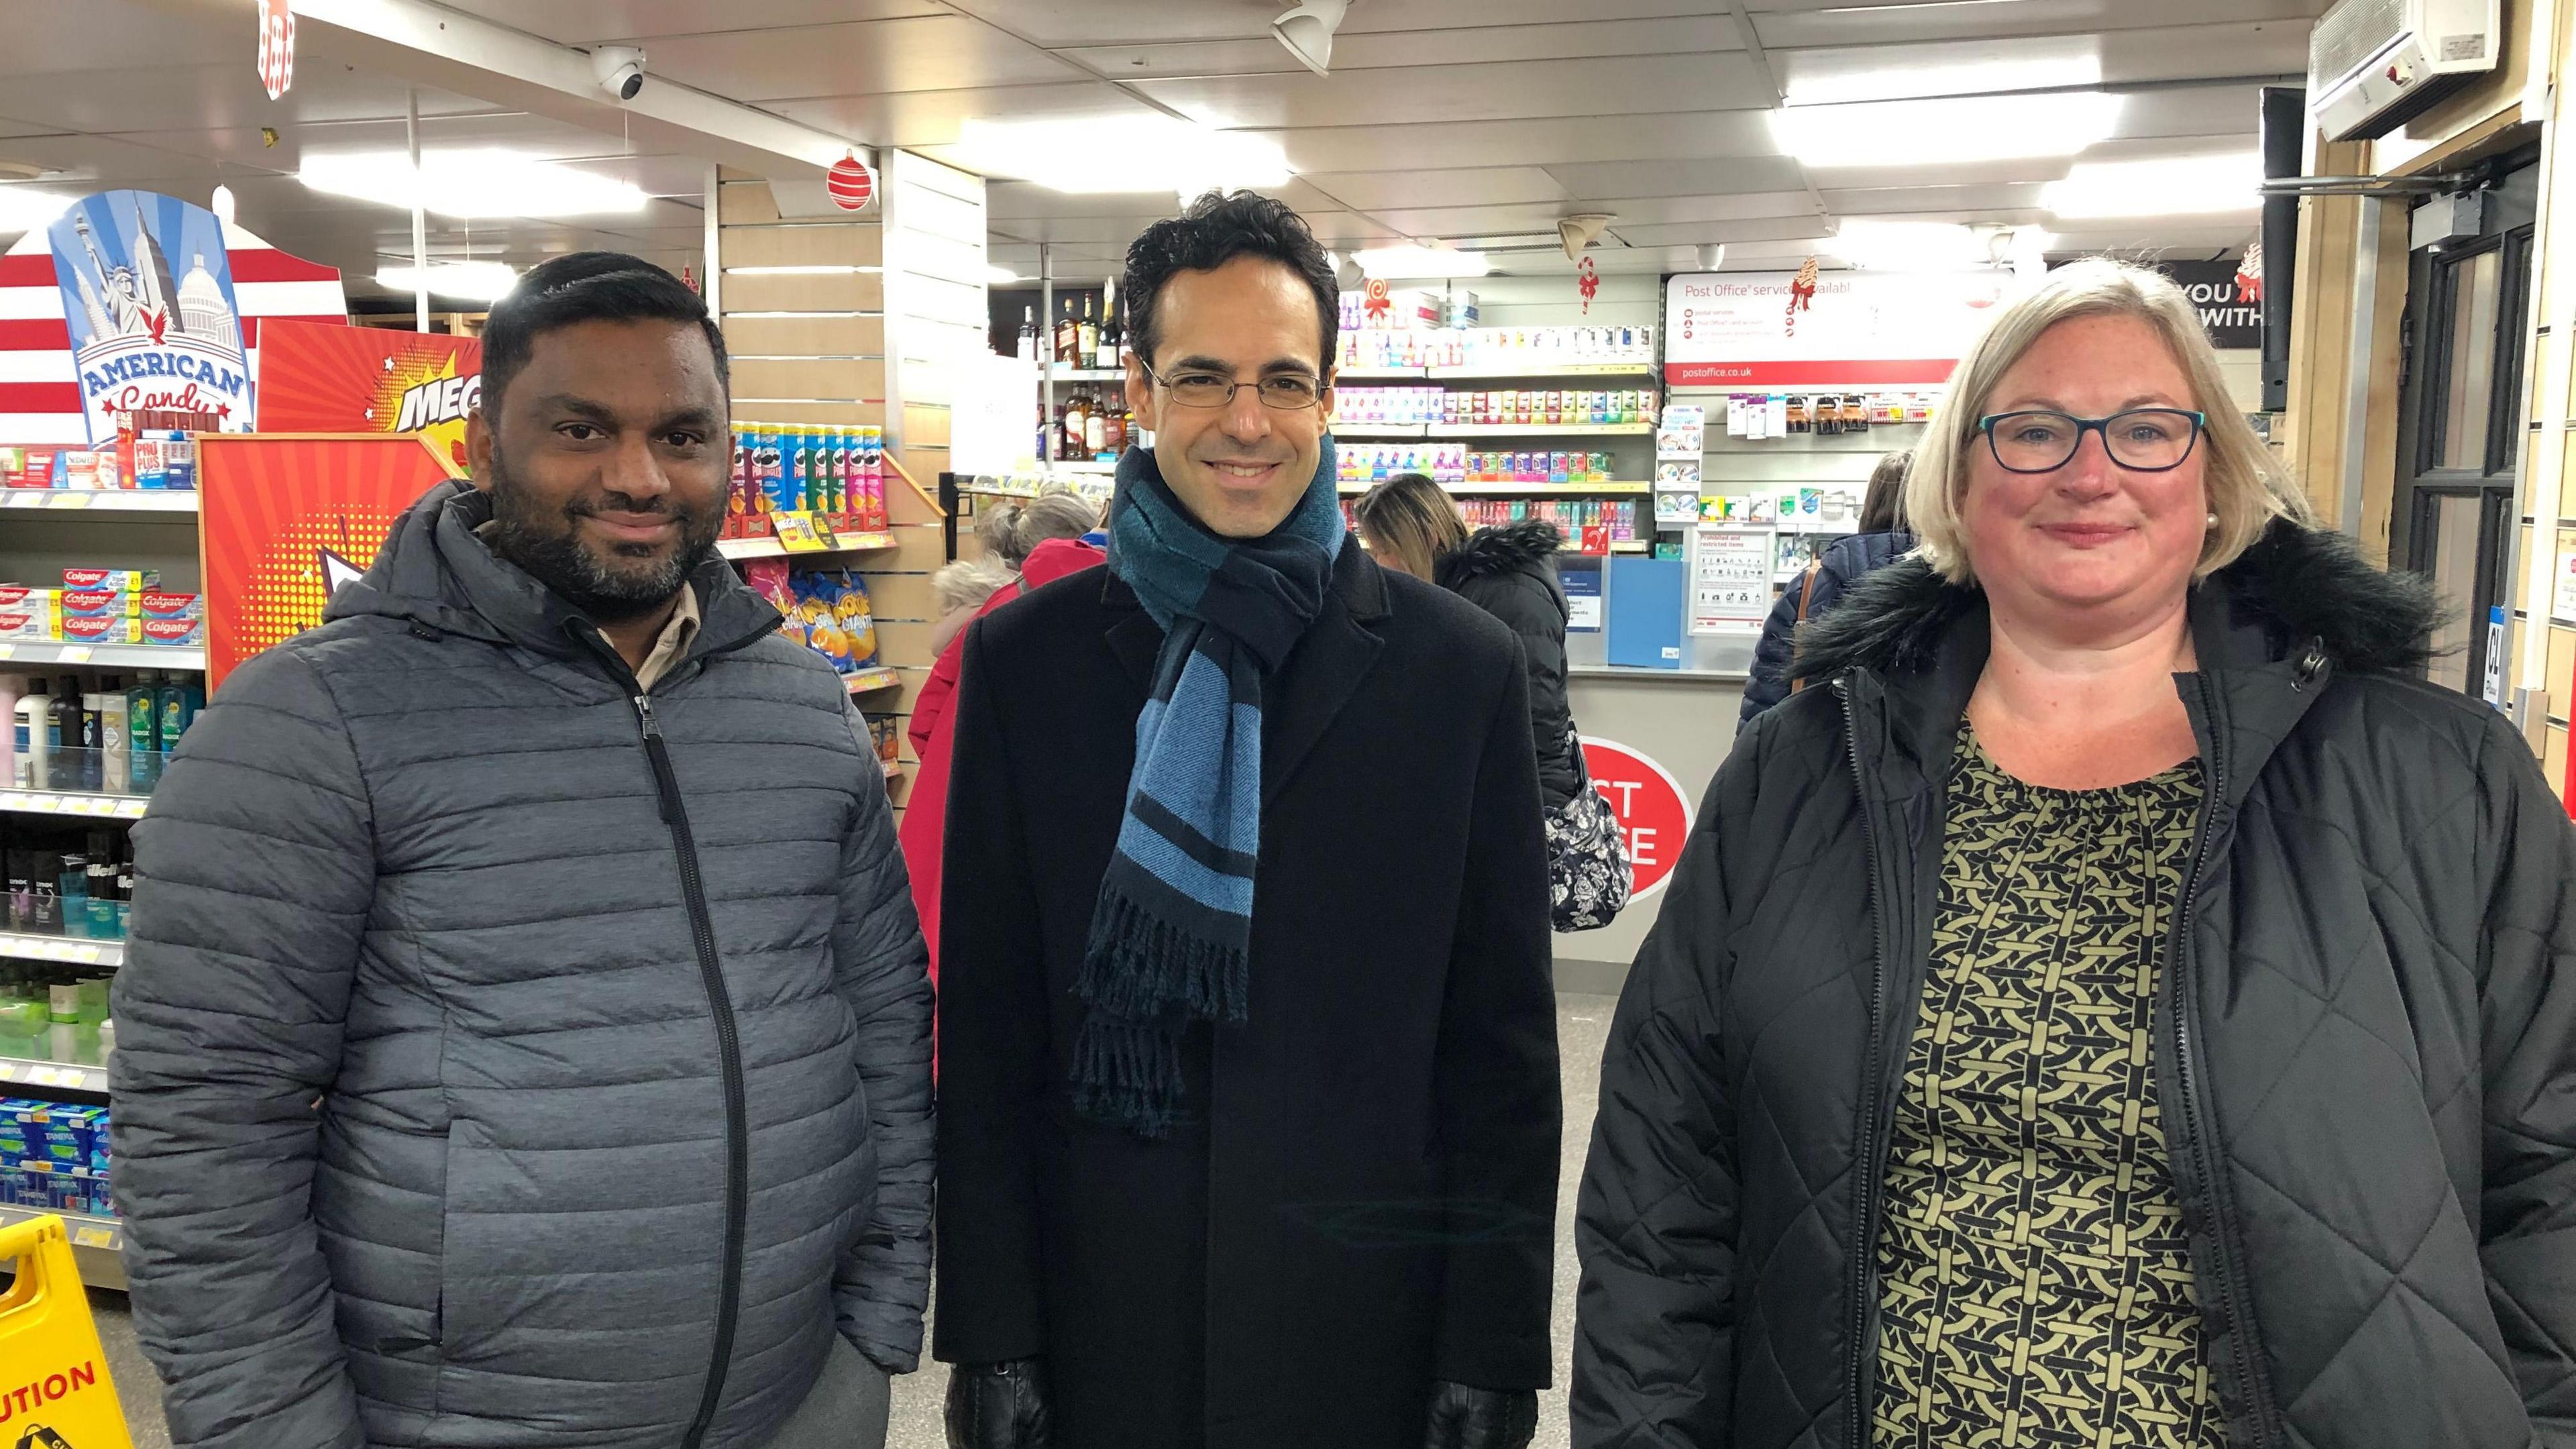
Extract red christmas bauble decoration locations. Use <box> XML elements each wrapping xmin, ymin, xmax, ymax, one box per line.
<box><xmin>826</xmin><ymin>153</ymin><xmax>874</xmax><ymax>211</ymax></box>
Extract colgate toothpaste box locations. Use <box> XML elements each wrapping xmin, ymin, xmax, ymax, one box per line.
<box><xmin>62</xmin><ymin>568</ymin><xmax>159</xmax><ymax>592</ymax></box>
<box><xmin>0</xmin><ymin>608</ymin><xmax>53</xmax><ymax>642</ymax></box>
<box><xmin>139</xmin><ymin>590</ymin><xmax>202</xmax><ymax>621</ymax></box>
<box><xmin>139</xmin><ymin>614</ymin><xmax>203</xmax><ymax>648</ymax></box>
<box><xmin>0</xmin><ymin>586</ymin><xmax>53</xmax><ymax>613</ymax></box>
<box><xmin>58</xmin><ymin>612</ymin><xmax>140</xmax><ymax>645</ymax></box>
<box><xmin>56</xmin><ymin>588</ymin><xmax>138</xmax><ymax>621</ymax></box>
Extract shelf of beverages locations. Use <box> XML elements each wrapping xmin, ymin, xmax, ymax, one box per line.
<box><xmin>2</xmin><ymin>490</ymin><xmax>200</xmax><ymax>515</ymax></box>
<box><xmin>1018</xmin><ymin>294</ymin><xmax>1126</xmax><ymax>376</ymax></box>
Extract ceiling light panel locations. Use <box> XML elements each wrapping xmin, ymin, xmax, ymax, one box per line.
<box><xmin>301</xmin><ymin>150</ymin><xmax>648</xmax><ymax>219</ymax></box>
<box><xmin>952</xmin><ymin>117</ymin><xmax>1291</xmax><ymax>197</ymax></box>
<box><xmin>1770</xmin><ymin>92</ymin><xmax>2125</xmax><ymax>169</ymax></box>
<box><xmin>2043</xmin><ymin>152</ymin><xmax>2263</xmax><ymax>218</ymax></box>
<box><xmin>376</xmin><ymin>261</ymin><xmax>521</xmax><ymax>301</ymax></box>
<box><xmin>1782</xmin><ymin>48</ymin><xmax>2102</xmax><ymax>108</ymax></box>
<box><xmin>1353</xmin><ymin>245</ymin><xmax>1491</xmax><ymax>280</ymax></box>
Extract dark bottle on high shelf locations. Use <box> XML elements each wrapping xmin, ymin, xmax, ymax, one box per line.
<box><xmin>49</xmin><ymin>676</ymin><xmax>85</xmax><ymax>792</ymax></box>
<box><xmin>1078</xmin><ymin>297</ymin><xmax>1099</xmax><ymax>370</ymax></box>
<box><xmin>1016</xmin><ymin>306</ymin><xmax>1038</xmax><ymax>364</ymax></box>
<box><xmin>1055</xmin><ymin>299</ymin><xmax>1079</xmax><ymax>366</ymax></box>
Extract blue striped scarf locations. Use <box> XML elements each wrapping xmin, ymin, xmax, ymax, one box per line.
<box><xmin>1074</xmin><ymin>443</ymin><xmax>1346</xmax><ymax>1136</ymax></box>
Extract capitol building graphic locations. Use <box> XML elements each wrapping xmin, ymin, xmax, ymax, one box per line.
<box><xmin>64</xmin><ymin>193</ymin><xmax>242</xmax><ymax>357</ymax></box>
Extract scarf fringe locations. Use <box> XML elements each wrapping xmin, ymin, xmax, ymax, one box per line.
<box><xmin>1077</xmin><ymin>888</ymin><xmax>1251</xmax><ymax>1025</ymax></box>
<box><xmin>1070</xmin><ymin>1018</ymin><xmax>1185</xmax><ymax>1140</ymax></box>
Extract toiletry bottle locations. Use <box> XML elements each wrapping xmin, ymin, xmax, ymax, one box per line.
<box><xmin>57</xmin><ymin>851</ymin><xmax>87</xmax><ymax>938</ymax></box>
<box><xmin>95</xmin><ymin>673</ymin><xmax>125</xmax><ymax>795</ymax></box>
<box><xmin>12</xmin><ymin>676</ymin><xmax>47</xmax><ymax>789</ymax></box>
<box><xmin>49</xmin><ymin>677</ymin><xmax>84</xmax><ymax>792</ymax></box>
<box><xmin>127</xmin><ymin>669</ymin><xmax>158</xmax><ymax>792</ymax></box>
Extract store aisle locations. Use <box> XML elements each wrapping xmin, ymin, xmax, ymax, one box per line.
<box><xmin>89</xmin><ymin>993</ymin><xmax>1617</xmax><ymax>1449</ymax></box>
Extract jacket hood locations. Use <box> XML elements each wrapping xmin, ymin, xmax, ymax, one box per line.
<box><xmin>1436</xmin><ymin>518</ymin><xmax>1562</xmax><ymax>589</ymax></box>
<box><xmin>1020</xmin><ymin>535</ymin><xmax>1106</xmax><ymax>591</ymax></box>
<box><xmin>327</xmin><ymin>478</ymin><xmax>782</xmax><ymax>667</ymax></box>
<box><xmin>1794</xmin><ymin>519</ymin><xmax>2443</xmax><ymax>682</ymax></box>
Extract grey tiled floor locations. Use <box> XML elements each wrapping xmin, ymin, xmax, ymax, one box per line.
<box><xmin>91</xmin><ymin>994</ymin><xmax>1616</xmax><ymax>1449</ymax></box>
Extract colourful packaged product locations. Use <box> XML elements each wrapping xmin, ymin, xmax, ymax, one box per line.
<box><xmin>832</xmin><ymin>573</ymin><xmax>879</xmax><ymax>667</ymax></box>
<box><xmin>139</xmin><ymin>591</ymin><xmax>203</xmax><ymax>622</ymax></box>
<box><xmin>141</xmin><ymin>614</ymin><xmax>204</xmax><ymax>647</ymax></box>
<box><xmin>0</xmin><ymin>608</ymin><xmax>50</xmax><ymax>641</ymax></box>
<box><xmin>64</xmin><ymin>568</ymin><xmax>159</xmax><ymax>592</ymax></box>
<box><xmin>56</xmin><ymin>588</ymin><xmax>137</xmax><ymax>620</ymax></box>
<box><xmin>60</xmin><ymin>613</ymin><xmax>141</xmax><ymax>645</ymax></box>
<box><xmin>160</xmin><ymin>431</ymin><xmax>197</xmax><ymax>490</ymax></box>
<box><xmin>754</xmin><ymin>429</ymin><xmax>787</xmax><ymax>520</ymax></box>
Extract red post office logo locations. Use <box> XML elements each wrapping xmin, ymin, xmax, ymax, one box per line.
<box><xmin>1578</xmin><ymin>737</ymin><xmax>1695</xmax><ymax>900</ymax></box>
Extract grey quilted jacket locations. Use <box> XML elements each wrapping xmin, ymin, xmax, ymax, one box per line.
<box><xmin>1574</xmin><ymin>523</ymin><xmax>2576</xmax><ymax>1448</ymax></box>
<box><xmin>110</xmin><ymin>481</ymin><xmax>934</xmax><ymax>1449</ymax></box>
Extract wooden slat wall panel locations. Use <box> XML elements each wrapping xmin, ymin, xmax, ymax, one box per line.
<box><xmin>724</xmin><ymin>226</ymin><xmax>885</xmax><ymax>270</ymax></box>
<box><xmin>860</xmin><ymin>573</ymin><xmax>941</xmax><ymax>621</ymax></box>
<box><xmin>724</xmin><ymin>272</ymin><xmax>885</xmax><ymax>313</ymax></box>
<box><xmin>725</xmin><ymin>315</ymin><xmax>885</xmax><ymax>359</ymax></box>
<box><xmin>733</xmin><ymin>357</ymin><xmax>887</xmax><ymax>401</ymax></box>
<box><xmin>728</xmin><ymin>401</ymin><xmax>888</xmax><ymax>428</ymax></box>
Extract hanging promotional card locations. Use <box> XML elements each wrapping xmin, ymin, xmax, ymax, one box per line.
<box><xmin>253</xmin><ymin>319</ymin><xmax>482</xmax><ymax>472</ymax></box>
<box><xmin>2553</xmin><ymin>528</ymin><xmax>2576</xmax><ymax>624</ymax></box>
<box><xmin>47</xmin><ymin>192</ymin><xmax>254</xmax><ymax>442</ymax></box>
<box><xmin>1726</xmin><ymin>396</ymin><xmax>1750</xmax><ymax>437</ymax></box>
<box><xmin>1664</xmin><ymin>270</ymin><xmax>2025</xmax><ymax>388</ymax></box>
<box><xmin>1689</xmin><ymin>525</ymin><xmax>1772</xmax><ymax>635</ymax></box>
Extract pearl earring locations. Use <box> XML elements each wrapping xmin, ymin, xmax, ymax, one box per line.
<box><xmin>2206</xmin><ymin>512</ymin><xmax>2220</xmax><ymax>528</ymax></box>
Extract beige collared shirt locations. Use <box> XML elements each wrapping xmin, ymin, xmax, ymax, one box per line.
<box><xmin>633</xmin><ymin>582</ymin><xmax>702</xmax><ymax>690</ymax></box>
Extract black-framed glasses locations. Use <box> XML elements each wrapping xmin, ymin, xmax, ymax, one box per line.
<box><xmin>1140</xmin><ymin>361</ymin><xmax>1326</xmax><ymax>411</ymax></box>
<box><xmin>1978</xmin><ymin>408</ymin><xmax>2207</xmax><ymax>473</ymax></box>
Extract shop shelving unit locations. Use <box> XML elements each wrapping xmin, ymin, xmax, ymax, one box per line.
<box><xmin>0</xmin><ymin>932</ymin><xmax>123</xmax><ymax>968</ymax></box>
<box><xmin>1</xmin><ymin>491</ymin><xmax>199</xmax><ymax>514</ymax></box>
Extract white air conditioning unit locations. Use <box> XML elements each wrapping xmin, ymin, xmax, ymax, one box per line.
<box><xmin>2309</xmin><ymin>0</ymin><xmax>2502</xmax><ymax>141</ymax></box>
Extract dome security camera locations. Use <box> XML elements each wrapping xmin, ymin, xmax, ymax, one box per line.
<box><xmin>592</xmin><ymin>46</ymin><xmax>645</xmax><ymax>102</ymax></box>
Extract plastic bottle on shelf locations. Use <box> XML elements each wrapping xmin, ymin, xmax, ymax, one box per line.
<box><xmin>95</xmin><ymin>674</ymin><xmax>125</xmax><ymax>795</ymax></box>
<box><xmin>127</xmin><ymin>670</ymin><xmax>158</xmax><ymax>794</ymax></box>
<box><xmin>0</xmin><ymin>674</ymin><xmax>23</xmax><ymax>788</ymax></box>
<box><xmin>158</xmin><ymin>674</ymin><xmax>202</xmax><ymax>757</ymax></box>
<box><xmin>50</xmin><ymin>677</ymin><xmax>85</xmax><ymax>793</ymax></box>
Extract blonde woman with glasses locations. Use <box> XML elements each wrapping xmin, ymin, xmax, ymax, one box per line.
<box><xmin>1572</xmin><ymin>258</ymin><xmax>2576</xmax><ymax>1449</ymax></box>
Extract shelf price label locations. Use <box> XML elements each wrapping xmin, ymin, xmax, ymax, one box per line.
<box><xmin>72</xmin><ymin>1224</ymin><xmax>117</xmax><ymax>1248</ymax></box>
<box><xmin>771</xmin><ymin>511</ymin><xmax>833</xmax><ymax>553</ymax></box>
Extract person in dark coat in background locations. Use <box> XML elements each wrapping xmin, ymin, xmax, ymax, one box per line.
<box><xmin>1572</xmin><ymin>259</ymin><xmax>2576</xmax><ymax>1449</ymax></box>
<box><xmin>1356</xmin><ymin>472</ymin><xmax>1580</xmax><ymax>810</ymax></box>
<box><xmin>936</xmin><ymin>191</ymin><xmax>1559</xmax><ymax>1449</ymax></box>
<box><xmin>1736</xmin><ymin>447</ymin><xmax>1916</xmax><ymax>733</ymax></box>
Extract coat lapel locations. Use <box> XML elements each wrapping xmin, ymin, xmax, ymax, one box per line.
<box><xmin>1257</xmin><ymin>544</ymin><xmax>1388</xmax><ymax>808</ymax></box>
<box><xmin>1099</xmin><ymin>571</ymin><xmax>1163</xmax><ymax>699</ymax></box>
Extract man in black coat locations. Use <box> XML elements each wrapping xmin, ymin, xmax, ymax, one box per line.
<box><xmin>934</xmin><ymin>191</ymin><xmax>1561</xmax><ymax>1449</ymax></box>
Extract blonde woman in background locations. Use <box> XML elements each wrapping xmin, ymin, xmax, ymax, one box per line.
<box><xmin>898</xmin><ymin>489</ymin><xmax>1104</xmax><ymax>1000</ymax></box>
<box><xmin>1574</xmin><ymin>258</ymin><xmax>2576</xmax><ymax>1449</ymax></box>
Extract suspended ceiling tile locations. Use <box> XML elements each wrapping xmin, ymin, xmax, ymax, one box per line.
<box><xmin>1131</xmin><ymin>52</ymin><xmax>1774</xmax><ymax>131</ymax></box>
<box><xmin>0</xmin><ymin>132</ymin><xmax>258</xmax><ymax>187</ymax></box>
<box><xmin>2045</xmin><ymin>223</ymin><xmax>2263</xmax><ymax>256</ymax></box>
<box><xmin>2112</xmin><ymin>84</ymin><xmax>2272</xmax><ymax>140</ymax></box>
<box><xmin>645</xmin><ymin>17</ymin><xmax>1085</xmax><ymax>101</ymax></box>
<box><xmin>1810</xmin><ymin>158</ymin><xmax>2077</xmax><ymax>191</ymax></box>
<box><xmin>769</xmin><ymin>82</ymin><xmax>1158</xmax><ymax>148</ymax></box>
<box><xmin>1258</xmin><ymin>110</ymin><xmax>1780</xmax><ymax>175</ymax></box>
<box><xmin>939</xmin><ymin>0</ymin><xmax>1733</xmax><ymax>48</ymax></box>
<box><xmin>424</xmin><ymin>0</ymin><xmax>951</xmax><ymax>45</ymax></box>
<box><xmin>1607</xmin><ymin>217</ymin><xmax>1839</xmax><ymax>247</ymax></box>
<box><xmin>1057</xmin><ymin>15</ymin><xmax>1745</xmax><ymax>80</ymax></box>
<box><xmin>1348</xmin><ymin>0</ymin><xmax>1737</xmax><ymax>30</ymax></box>
<box><xmin>0</xmin><ymin>64</ymin><xmax>502</xmax><ymax>137</ymax></box>
<box><xmin>1589</xmin><ymin>192</ymin><xmax>1823</xmax><ymax>225</ymax></box>
<box><xmin>1296</xmin><ymin>167</ymin><xmax>1572</xmax><ymax>212</ymax></box>
<box><xmin>0</xmin><ymin>0</ymin><xmax>240</xmax><ymax>75</ymax></box>
<box><xmin>1546</xmin><ymin>156</ymin><xmax>1811</xmax><ymax>202</ymax></box>
<box><xmin>1750</xmin><ymin>0</ymin><xmax>2326</xmax><ymax>49</ymax></box>
<box><xmin>1823</xmin><ymin>182</ymin><xmax>2049</xmax><ymax>213</ymax></box>
<box><xmin>983</xmin><ymin>177</ymin><xmax>1345</xmax><ymax>219</ymax></box>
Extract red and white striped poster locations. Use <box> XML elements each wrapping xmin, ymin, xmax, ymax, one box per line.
<box><xmin>0</xmin><ymin>193</ymin><xmax>346</xmax><ymax>446</ymax></box>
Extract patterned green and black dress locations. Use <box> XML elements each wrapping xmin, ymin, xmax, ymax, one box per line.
<box><xmin>1872</xmin><ymin>734</ymin><xmax>2225</xmax><ymax>1449</ymax></box>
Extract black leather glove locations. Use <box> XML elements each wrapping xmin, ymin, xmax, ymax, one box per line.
<box><xmin>1422</xmin><ymin>1380</ymin><xmax>1537</xmax><ymax>1449</ymax></box>
<box><xmin>945</xmin><ymin>1358</ymin><xmax>1051</xmax><ymax>1449</ymax></box>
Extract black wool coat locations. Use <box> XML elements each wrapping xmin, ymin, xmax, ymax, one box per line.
<box><xmin>934</xmin><ymin>542</ymin><xmax>1562</xmax><ymax>1449</ymax></box>
<box><xmin>1572</xmin><ymin>522</ymin><xmax>2576</xmax><ymax>1448</ymax></box>
<box><xmin>1438</xmin><ymin>518</ymin><xmax>1582</xmax><ymax>810</ymax></box>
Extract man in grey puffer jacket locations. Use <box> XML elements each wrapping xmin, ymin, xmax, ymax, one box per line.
<box><xmin>110</xmin><ymin>253</ymin><xmax>932</xmax><ymax>1449</ymax></box>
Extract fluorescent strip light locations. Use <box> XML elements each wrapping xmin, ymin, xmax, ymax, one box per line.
<box><xmin>983</xmin><ymin>265</ymin><xmax>1024</xmax><ymax>285</ymax></box>
<box><xmin>376</xmin><ymin>261</ymin><xmax>520</xmax><ymax>301</ymax></box>
<box><xmin>1354</xmin><ymin>245</ymin><xmax>1491</xmax><ymax>280</ymax></box>
<box><xmin>0</xmin><ymin>187</ymin><xmax>72</xmax><ymax>233</ymax></box>
<box><xmin>302</xmin><ymin>150</ymin><xmax>647</xmax><ymax>219</ymax></box>
<box><xmin>953</xmin><ymin>117</ymin><xmax>1290</xmax><ymax>196</ymax></box>
<box><xmin>1784</xmin><ymin>54</ymin><xmax>2102</xmax><ymax>108</ymax></box>
<box><xmin>1827</xmin><ymin>222</ymin><xmax>1990</xmax><ymax>272</ymax></box>
<box><xmin>2043</xmin><ymin>152</ymin><xmax>2263</xmax><ymax>218</ymax></box>
<box><xmin>1770</xmin><ymin>92</ymin><xmax>2124</xmax><ymax>168</ymax></box>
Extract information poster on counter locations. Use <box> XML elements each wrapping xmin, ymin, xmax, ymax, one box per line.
<box><xmin>1663</xmin><ymin>270</ymin><xmax>2024</xmax><ymax>388</ymax></box>
<box><xmin>1689</xmin><ymin>525</ymin><xmax>1771</xmax><ymax>635</ymax></box>
<box><xmin>199</xmin><ymin>433</ymin><xmax>464</xmax><ymax>689</ymax></box>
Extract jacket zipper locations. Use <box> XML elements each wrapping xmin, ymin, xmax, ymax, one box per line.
<box><xmin>1835</xmin><ymin>678</ymin><xmax>1892</xmax><ymax>1449</ymax></box>
<box><xmin>598</xmin><ymin>654</ymin><xmax>749</xmax><ymax>1449</ymax></box>
<box><xmin>2165</xmin><ymin>676</ymin><xmax>2278</xmax><ymax>1446</ymax></box>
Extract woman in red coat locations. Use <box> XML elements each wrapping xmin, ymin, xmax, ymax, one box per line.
<box><xmin>898</xmin><ymin>494</ymin><xmax>1103</xmax><ymax>989</ymax></box>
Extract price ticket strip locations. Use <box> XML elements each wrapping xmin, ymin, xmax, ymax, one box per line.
<box><xmin>0</xmin><ymin>791</ymin><xmax>151</xmax><ymax>820</ymax></box>
<box><xmin>0</xmin><ymin>933</ymin><xmax>121</xmax><ymax>968</ymax></box>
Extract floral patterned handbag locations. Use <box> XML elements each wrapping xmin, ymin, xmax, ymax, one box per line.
<box><xmin>1546</xmin><ymin>724</ymin><xmax>1632</xmax><ymax>932</ymax></box>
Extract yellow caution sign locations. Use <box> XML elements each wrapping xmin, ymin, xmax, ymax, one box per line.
<box><xmin>0</xmin><ymin>1214</ymin><xmax>133</xmax><ymax>1449</ymax></box>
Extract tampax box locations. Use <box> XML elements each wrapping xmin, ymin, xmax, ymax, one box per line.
<box><xmin>58</xmin><ymin>612</ymin><xmax>141</xmax><ymax>645</ymax></box>
<box><xmin>140</xmin><ymin>614</ymin><xmax>204</xmax><ymax>647</ymax></box>
<box><xmin>63</xmin><ymin>568</ymin><xmax>160</xmax><ymax>593</ymax></box>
